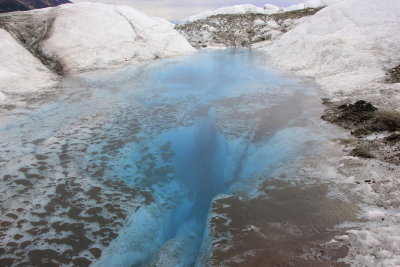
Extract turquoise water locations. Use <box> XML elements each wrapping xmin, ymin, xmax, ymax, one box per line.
<box><xmin>78</xmin><ymin>49</ymin><xmax>326</xmax><ymax>266</ymax></box>
<box><xmin>0</xmin><ymin>49</ymin><xmax>332</xmax><ymax>266</ymax></box>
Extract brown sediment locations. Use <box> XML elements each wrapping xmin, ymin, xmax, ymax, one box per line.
<box><xmin>207</xmin><ymin>180</ymin><xmax>360</xmax><ymax>266</ymax></box>
<box><xmin>386</xmin><ymin>65</ymin><xmax>400</xmax><ymax>84</ymax></box>
<box><xmin>322</xmin><ymin>99</ymin><xmax>400</xmax><ymax>165</ymax></box>
<box><xmin>0</xmin><ymin>175</ymin><xmax>151</xmax><ymax>265</ymax></box>
<box><xmin>0</xmin><ymin>112</ymin><xmax>155</xmax><ymax>266</ymax></box>
<box><xmin>321</xmin><ymin>100</ymin><xmax>400</xmax><ymax>136</ymax></box>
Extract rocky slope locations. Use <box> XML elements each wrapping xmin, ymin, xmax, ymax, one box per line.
<box><xmin>0</xmin><ymin>0</ymin><xmax>71</xmax><ymax>13</ymax></box>
<box><xmin>176</xmin><ymin>8</ymin><xmax>323</xmax><ymax>48</ymax></box>
<box><xmin>0</xmin><ymin>2</ymin><xmax>195</xmax><ymax>95</ymax></box>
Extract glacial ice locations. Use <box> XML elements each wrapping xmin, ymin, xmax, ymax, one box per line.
<box><xmin>41</xmin><ymin>3</ymin><xmax>195</xmax><ymax>72</ymax></box>
<box><xmin>0</xmin><ymin>2</ymin><xmax>195</xmax><ymax>94</ymax></box>
<box><xmin>0</xmin><ymin>28</ymin><xmax>57</xmax><ymax>93</ymax></box>
<box><xmin>263</xmin><ymin>0</ymin><xmax>400</xmax><ymax>94</ymax></box>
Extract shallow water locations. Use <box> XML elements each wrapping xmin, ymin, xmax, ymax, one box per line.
<box><xmin>0</xmin><ymin>49</ymin><xmax>347</xmax><ymax>266</ymax></box>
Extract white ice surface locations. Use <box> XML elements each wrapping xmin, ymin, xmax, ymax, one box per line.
<box><xmin>262</xmin><ymin>0</ymin><xmax>400</xmax><ymax>94</ymax></box>
<box><xmin>285</xmin><ymin>0</ymin><xmax>338</xmax><ymax>11</ymax></box>
<box><xmin>0</xmin><ymin>28</ymin><xmax>57</xmax><ymax>93</ymax></box>
<box><xmin>41</xmin><ymin>2</ymin><xmax>195</xmax><ymax>72</ymax></box>
<box><xmin>344</xmin><ymin>219</ymin><xmax>400</xmax><ymax>267</ymax></box>
<box><xmin>263</xmin><ymin>4</ymin><xmax>281</xmax><ymax>14</ymax></box>
<box><xmin>0</xmin><ymin>91</ymin><xmax>6</xmax><ymax>101</ymax></box>
<box><xmin>0</xmin><ymin>2</ymin><xmax>195</xmax><ymax>95</ymax></box>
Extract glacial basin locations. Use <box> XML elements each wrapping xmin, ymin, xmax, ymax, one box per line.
<box><xmin>0</xmin><ymin>49</ymin><xmax>359</xmax><ymax>266</ymax></box>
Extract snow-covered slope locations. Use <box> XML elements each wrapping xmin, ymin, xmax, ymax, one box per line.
<box><xmin>0</xmin><ymin>28</ymin><xmax>57</xmax><ymax>94</ymax></box>
<box><xmin>0</xmin><ymin>2</ymin><xmax>195</xmax><ymax>95</ymax></box>
<box><xmin>263</xmin><ymin>0</ymin><xmax>400</xmax><ymax>93</ymax></box>
<box><xmin>40</xmin><ymin>3</ymin><xmax>195</xmax><ymax>72</ymax></box>
<box><xmin>181</xmin><ymin>4</ymin><xmax>276</xmax><ymax>24</ymax></box>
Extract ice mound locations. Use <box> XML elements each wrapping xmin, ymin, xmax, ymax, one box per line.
<box><xmin>0</xmin><ymin>2</ymin><xmax>195</xmax><ymax>94</ymax></box>
<box><xmin>263</xmin><ymin>0</ymin><xmax>400</xmax><ymax>93</ymax></box>
<box><xmin>41</xmin><ymin>3</ymin><xmax>195</xmax><ymax>72</ymax></box>
<box><xmin>0</xmin><ymin>28</ymin><xmax>57</xmax><ymax>93</ymax></box>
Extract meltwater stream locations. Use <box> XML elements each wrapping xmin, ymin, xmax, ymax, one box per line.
<box><xmin>0</xmin><ymin>49</ymin><xmax>335</xmax><ymax>266</ymax></box>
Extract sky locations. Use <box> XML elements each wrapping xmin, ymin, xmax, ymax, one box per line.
<box><xmin>72</xmin><ymin>0</ymin><xmax>306</xmax><ymax>20</ymax></box>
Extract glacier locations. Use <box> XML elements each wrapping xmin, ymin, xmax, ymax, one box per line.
<box><xmin>262</xmin><ymin>0</ymin><xmax>400</xmax><ymax>94</ymax></box>
<box><xmin>0</xmin><ymin>28</ymin><xmax>57</xmax><ymax>94</ymax></box>
<box><xmin>0</xmin><ymin>2</ymin><xmax>195</xmax><ymax>97</ymax></box>
<box><xmin>1</xmin><ymin>0</ymin><xmax>400</xmax><ymax>265</ymax></box>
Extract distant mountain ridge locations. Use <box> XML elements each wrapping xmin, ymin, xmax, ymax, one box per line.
<box><xmin>0</xmin><ymin>0</ymin><xmax>71</xmax><ymax>13</ymax></box>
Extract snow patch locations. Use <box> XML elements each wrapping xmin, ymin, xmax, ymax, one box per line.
<box><xmin>365</xmin><ymin>208</ymin><xmax>386</xmax><ymax>220</ymax></box>
<box><xmin>263</xmin><ymin>4</ymin><xmax>281</xmax><ymax>14</ymax></box>
<box><xmin>345</xmin><ymin>223</ymin><xmax>400</xmax><ymax>267</ymax></box>
<box><xmin>181</xmin><ymin>4</ymin><xmax>270</xmax><ymax>24</ymax></box>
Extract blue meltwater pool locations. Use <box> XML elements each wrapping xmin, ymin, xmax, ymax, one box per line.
<box><xmin>82</xmin><ymin>49</ymin><xmax>330</xmax><ymax>266</ymax></box>
<box><xmin>0</xmin><ymin>49</ymin><xmax>344</xmax><ymax>266</ymax></box>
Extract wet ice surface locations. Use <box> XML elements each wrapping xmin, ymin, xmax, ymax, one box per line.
<box><xmin>0</xmin><ymin>49</ymin><xmax>358</xmax><ymax>266</ymax></box>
